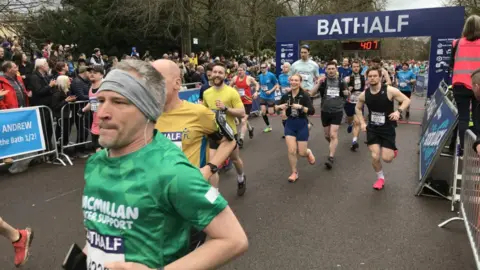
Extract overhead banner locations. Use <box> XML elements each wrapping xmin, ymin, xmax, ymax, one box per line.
<box><xmin>417</xmin><ymin>96</ymin><xmax>458</xmax><ymax>194</ymax></box>
<box><xmin>275</xmin><ymin>7</ymin><xmax>465</xmax><ymax>96</ymax></box>
<box><xmin>0</xmin><ymin>107</ymin><xmax>46</xmax><ymax>159</ymax></box>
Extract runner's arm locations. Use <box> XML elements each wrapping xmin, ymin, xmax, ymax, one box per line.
<box><xmin>383</xmin><ymin>69</ymin><xmax>392</xmax><ymax>85</ymax></box>
<box><xmin>300</xmin><ymin>92</ymin><xmax>315</xmax><ymax>115</ymax></box>
<box><xmin>388</xmin><ymin>86</ymin><xmax>411</xmax><ymax>111</ymax></box>
<box><xmin>229</xmin><ymin>76</ymin><xmax>237</xmax><ymax>87</ymax></box>
<box><xmin>165</xmin><ymin>207</ymin><xmax>248</xmax><ymax>270</ymax></box>
<box><xmin>224</xmin><ymin>92</ymin><xmax>245</xmax><ymax>118</ymax></box>
<box><xmin>355</xmin><ymin>92</ymin><xmax>367</xmax><ymax>126</ymax></box>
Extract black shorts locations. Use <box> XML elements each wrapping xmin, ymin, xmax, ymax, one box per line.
<box><xmin>401</xmin><ymin>91</ymin><xmax>412</xmax><ymax>98</ymax></box>
<box><xmin>344</xmin><ymin>103</ymin><xmax>356</xmax><ymax>117</ymax></box>
<box><xmin>258</xmin><ymin>98</ymin><xmax>275</xmax><ymax>107</ymax></box>
<box><xmin>321</xmin><ymin>111</ymin><xmax>343</xmax><ymax>127</ymax></box>
<box><xmin>366</xmin><ymin>126</ymin><xmax>397</xmax><ymax>150</ymax></box>
<box><xmin>244</xmin><ymin>104</ymin><xmax>252</xmax><ymax>115</ymax></box>
<box><xmin>189</xmin><ymin>228</ymin><xmax>207</xmax><ymax>251</ymax></box>
<box><xmin>208</xmin><ymin>134</ymin><xmax>239</xmax><ymax>150</ymax></box>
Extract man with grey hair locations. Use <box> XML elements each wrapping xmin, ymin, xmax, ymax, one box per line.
<box><xmin>471</xmin><ymin>68</ymin><xmax>480</xmax><ymax>156</ymax></box>
<box><xmin>80</xmin><ymin>60</ymin><xmax>248</xmax><ymax>270</ymax></box>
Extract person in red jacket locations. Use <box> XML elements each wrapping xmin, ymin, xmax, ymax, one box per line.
<box><xmin>0</xmin><ymin>61</ymin><xmax>31</xmax><ymax>110</ymax></box>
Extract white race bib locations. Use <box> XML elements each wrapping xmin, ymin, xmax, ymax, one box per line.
<box><xmin>261</xmin><ymin>85</ymin><xmax>268</xmax><ymax>91</ymax></box>
<box><xmin>87</xmin><ymin>230</ymin><xmax>125</xmax><ymax>270</ymax></box>
<box><xmin>399</xmin><ymin>82</ymin><xmax>407</xmax><ymax>88</ymax></box>
<box><xmin>326</xmin><ymin>88</ymin><xmax>340</xmax><ymax>97</ymax></box>
<box><xmin>349</xmin><ymin>91</ymin><xmax>361</xmax><ymax>103</ymax></box>
<box><xmin>300</xmin><ymin>74</ymin><xmax>308</xmax><ymax>81</ymax></box>
<box><xmin>274</xmin><ymin>90</ymin><xmax>282</xmax><ymax>101</ymax></box>
<box><xmin>162</xmin><ymin>132</ymin><xmax>183</xmax><ymax>149</ymax></box>
<box><xmin>354</xmin><ymin>78</ymin><xmax>361</xmax><ymax>90</ymax></box>
<box><xmin>371</xmin><ymin>112</ymin><xmax>386</xmax><ymax>125</ymax></box>
<box><xmin>90</xmin><ymin>97</ymin><xmax>98</xmax><ymax>112</ymax></box>
<box><xmin>238</xmin><ymin>88</ymin><xmax>245</xmax><ymax>97</ymax></box>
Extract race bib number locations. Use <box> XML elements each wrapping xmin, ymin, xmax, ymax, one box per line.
<box><xmin>300</xmin><ymin>74</ymin><xmax>308</xmax><ymax>81</ymax></box>
<box><xmin>90</xmin><ymin>97</ymin><xmax>98</xmax><ymax>112</ymax></box>
<box><xmin>371</xmin><ymin>112</ymin><xmax>386</xmax><ymax>126</ymax></box>
<box><xmin>354</xmin><ymin>78</ymin><xmax>361</xmax><ymax>90</ymax></box>
<box><xmin>326</xmin><ymin>88</ymin><xmax>340</xmax><ymax>97</ymax></box>
<box><xmin>238</xmin><ymin>88</ymin><xmax>245</xmax><ymax>97</ymax></box>
<box><xmin>87</xmin><ymin>230</ymin><xmax>125</xmax><ymax>270</ymax></box>
<box><xmin>349</xmin><ymin>92</ymin><xmax>361</xmax><ymax>103</ymax></box>
<box><xmin>274</xmin><ymin>90</ymin><xmax>282</xmax><ymax>101</ymax></box>
<box><xmin>261</xmin><ymin>85</ymin><xmax>268</xmax><ymax>92</ymax></box>
<box><xmin>399</xmin><ymin>82</ymin><xmax>407</xmax><ymax>88</ymax></box>
<box><xmin>162</xmin><ymin>132</ymin><xmax>182</xmax><ymax>149</ymax></box>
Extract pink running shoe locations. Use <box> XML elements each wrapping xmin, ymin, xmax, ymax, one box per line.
<box><xmin>394</xmin><ymin>150</ymin><xmax>398</xmax><ymax>159</ymax></box>
<box><xmin>13</xmin><ymin>228</ymin><xmax>34</xmax><ymax>267</ymax></box>
<box><xmin>373</xmin><ymin>178</ymin><xmax>385</xmax><ymax>190</ymax></box>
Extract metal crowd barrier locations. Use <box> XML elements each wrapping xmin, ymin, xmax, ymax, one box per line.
<box><xmin>180</xmin><ymin>82</ymin><xmax>202</xmax><ymax>91</ymax></box>
<box><xmin>57</xmin><ymin>101</ymin><xmax>93</xmax><ymax>165</ymax></box>
<box><xmin>0</xmin><ymin>106</ymin><xmax>65</xmax><ymax>167</ymax></box>
<box><xmin>439</xmin><ymin>130</ymin><xmax>480</xmax><ymax>269</ymax></box>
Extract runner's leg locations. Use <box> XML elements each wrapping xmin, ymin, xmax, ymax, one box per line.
<box><xmin>0</xmin><ymin>217</ymin><xmax>19</xmax><ymax>241</ymax></box>
<box><xmin>0</xmin><ymin>217</ymin><xmax>33</xmax><ymax>266</ymax></box>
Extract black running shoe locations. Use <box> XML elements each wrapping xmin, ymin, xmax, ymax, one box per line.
<box><xmin>325</xmin><ymin>156</ymin><xmax>334</xmax><ymax>169</ymax></box>
<box><xmin>238</xmin><ymin>138</ymin><xmax>244</xmax><ymax>149</ymax></box>
<box><xmin>248</xmin><ymin>127</ymin><xmax>254</xmax><ymax>139</ymax></box>
<box><xmin>351</xmin><ymin>141</ymin><xmax>359</xmax><ymax>152</ymax></box>
<box><xmin>237</xmin><ymin>176</ymin><xmax>246</xmax><ymax>196</ymax></box>
<box><xmin>406</xmin><ymin>111</ymin><xmax>410</xmax><ymax>119</ymax></box>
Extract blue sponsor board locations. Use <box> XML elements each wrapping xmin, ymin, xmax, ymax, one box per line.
<box><xmin>0</xmin><ymin>107</ymin><xmax>46</xmax><ymax>159</ymax></box>
<box><xmin>418</xmin><ymin>96</ymin><xmax>458</xmax><ymax>191</ymax></box>
<box><xmin>275</xmin><ymin>42</ymin><xmax>299</xmax><ymax>77</ymax></box>
<box><xmin>179</xmin><ymin>88</ymin><xmax>201</xmax><ymax>104</ymax></box>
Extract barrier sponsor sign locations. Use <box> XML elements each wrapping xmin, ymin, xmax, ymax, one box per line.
<box><xmin>0</xmin><ymin>107</ymin><xmax>46</xmax><ymax>159</ymax></box>
<box><xmin>420</xmin><ymin>83</ymin><xmax>446</xmax><ymax>138</ymax></box>
<box><xmin>417</xmin><ymin>96</ymin><xmax>458</xmax><ymax>194</ymax></box>
<box><xmin>179</xmin><ymin>88</ymin><xmax>201</xmax><ymax>104</ymax></box>
<box><xmin>415</xmin><ymin>75</ymin><xmax>426</xmax><ymax>96</ymax></box>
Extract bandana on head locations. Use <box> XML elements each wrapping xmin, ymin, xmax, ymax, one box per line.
<box><xmin>98</xmin><ymin>69</ymin><xmax>161</xmax><ymax>122</ymax></box>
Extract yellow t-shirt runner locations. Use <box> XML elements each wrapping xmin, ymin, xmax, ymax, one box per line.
<box><xmin>202</xmin><ymin>85</ymin><xmax>244</xmax><ymax>136</ymax></box>
<box><xmin>156</xmin><ymin>100</ymin><xmax>217</xmax><ymax>168</ymax></box>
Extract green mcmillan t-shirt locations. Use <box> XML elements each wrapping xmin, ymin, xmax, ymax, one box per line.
<box><xmin>82</xmin><ymin>131</ymin><xmax>228</xmax><ymax>269</ymax></box>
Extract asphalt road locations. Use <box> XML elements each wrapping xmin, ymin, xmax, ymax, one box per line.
<box><xmin>0</xmin><ymin>95</ymin><xmax>475</xmax><ymax>270</ymax></box>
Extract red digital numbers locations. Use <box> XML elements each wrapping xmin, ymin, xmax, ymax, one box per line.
<box><xmin>360</xmin><ymin>41</ymin><xmax>378</xmax><ymax>50</ymax></box>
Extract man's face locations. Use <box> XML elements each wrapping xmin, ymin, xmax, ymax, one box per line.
<box><xmin>326</xmin><ymin>64</ymin><xmax>337</xmax><ymax>77</ymax></box>
<box><xmin>90</xmin><ymin>71</ymin><xmax>103</xmax><ymax>82</ymax></box>
<box><xmin>96</xmin><ymin>91</ymin><xmax>147</xmax><ymax>150</ymax></box>
<box><xmin>260</xmin><ymin>64</ymin><xmax>267</xmax><ymax>74</ymax></box>
<box><xmin>472</xmin><ymin>79</ymin><xmax>480</xmax><ymax>101</ymax></box>
<box><xmin>96</xmin><ymin>50</ymin><xmax>101</xmax><ymax>56</ymax></box>
<box><xmin>372</xmin><ymin>61</ymin><xmax>381</xmax><ymax>68</ymax></box>
<box><xmin>402</xmin><ymin>64</ymin><xmax>409</xmax><ymax>71</ymax></box>
<box><xmin>62</xmin><ymin>64</ymin><xmax>68</xmax><ymax>73</ymax></box>
<box><xmin>367</xmin><ymin>70</ymin><xmax>381</xmax><ymax>86</ymax></box>
<box><xmin>300</xmin><ymin>48</ymin><xmax>309</xmax><ymax>60</ymax></box>
<box><xmin>7</xmin><ymin>63</ymin><xmax>18</xmax><ymax>77</ymax></box>
<box><xmin>41</xmin><ymin>61</ymin><xmax>49</xmax><ymax>72</ymax></box>
<box><xmin>237</xmin><ymin>67</ymin><xmax>245</xmax><ymax>77</ymax></box>
<box><xmin>282</xmin><ymin>65</ymin><xmax>290</xmax><ymax>73</ymax></box>
<box><xmin>352</xmin><ymin>63</ymin><xmax>360</xmax><ymax>73</ymax></box>
<box><xmin>343</xmin><ymin>58</ymin><xmax>349</xmax><ymax>67</ymax></box>
<box><xmin>211</xmin><ymin>66</ymin><xmax>226</xmax><ymax>87</ymax></box>
<box><xmin>0</xmin><ymin>48</ymin><xmax>4</xmax><ymax>58</ymax></box>
<box><xmin>206</xmin><ymin>70</ymin><xmax>213</xmax><ymax>80</ymax></box>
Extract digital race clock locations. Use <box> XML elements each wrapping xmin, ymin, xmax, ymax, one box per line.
<box><xmin>342</xmin><ymin>40</ymin><xmax>381</xmax><ymax>51</ymax></box>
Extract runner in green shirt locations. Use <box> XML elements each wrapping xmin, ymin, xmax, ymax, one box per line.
<box><xmin>82</xmin><ymin>60</ymin><xmax>248</xmax><ymax>270</ymax></box>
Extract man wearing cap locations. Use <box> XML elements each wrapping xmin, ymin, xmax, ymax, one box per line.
<box><xmin>89</xmin><ymin>48</ymin><xmax>104</xmax><ymax>67</ymax></box>
<box><xmin>81</xmin><ymin>60</ymin><xmax>248</xmax><ymax>270</ymax></box>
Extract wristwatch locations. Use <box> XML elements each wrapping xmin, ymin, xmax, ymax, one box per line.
<box><xmin>206</xmin><ymin>163</ymin><xmax>219</xmax><ymax>174</ymax></box>
<box><xmin>222</xmin><ymin>107</ymin><xmax>229</xmax><ymax>112</ymax></box>
<box><xmin>397</xmin><ymin>108</ymin><xmax>403</xmax><ymax>114</ymax></box>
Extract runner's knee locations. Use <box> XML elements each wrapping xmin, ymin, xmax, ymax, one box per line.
<box><xmin>371</xmin><ymin>151</ymin><xmax>381</xmax><ymax>162</ymax></box>
<box><xmin>382</xmin><ymin>152</ymin><xmax>394</xmax><ymax>163</ymax></box>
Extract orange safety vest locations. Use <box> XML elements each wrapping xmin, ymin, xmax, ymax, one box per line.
<box><xmin>452</xmin><ymin>38</ymin><xmax>480</xmax><ymax>89</ymax></box>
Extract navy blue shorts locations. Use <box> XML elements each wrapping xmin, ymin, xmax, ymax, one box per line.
<box><xmin>344</xmin><ymin>102</ymin><xmax>356</xmax><ymax>117</ymax></box>
<box><xmin>285</xmin><ymin>117</ymin><xmax>309</xmax><ymax>141</ymax></box>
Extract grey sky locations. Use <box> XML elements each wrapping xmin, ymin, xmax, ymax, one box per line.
<box><xmin>386</xmin><ymin>0</ymin><xmax>444</xmax><ymax>11</ymax></box>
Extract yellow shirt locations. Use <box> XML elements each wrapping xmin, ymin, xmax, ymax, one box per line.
<box><xmin>156</xmin><ymin>100</ymin><xmax>217</xmax><ymax>168</ymax></box>
<box><xmin>202</xmin><ymin>85</ymin><xmax>244</xmax><ymax>135</ymax></box>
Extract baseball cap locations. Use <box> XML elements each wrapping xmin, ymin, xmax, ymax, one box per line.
<box><xmin>87</xmin><ymin>65</ymin><xmax>105</xmax><ymax>74</ymax></box>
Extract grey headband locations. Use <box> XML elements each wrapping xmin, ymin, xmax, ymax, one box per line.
<box><xmin>98</xmin><ymin>69</ymin><xmax>160</xmax><ymax>121</ymax></box>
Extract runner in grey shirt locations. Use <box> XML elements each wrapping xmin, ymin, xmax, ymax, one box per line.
<box><xmin>289</xmin><ymin>45</ymin><xmax>320</xmax><ymax>92</ymax></box>
<box><xmin>311</xmin><ymin>61</ymin><xmax>349</xmax><ymax>169</ymax></box>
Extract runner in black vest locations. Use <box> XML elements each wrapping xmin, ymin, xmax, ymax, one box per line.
<box><xmin>355</xmin><ymin>67</ymin><xmax>411</xmax><ymax>190</ymax></box>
